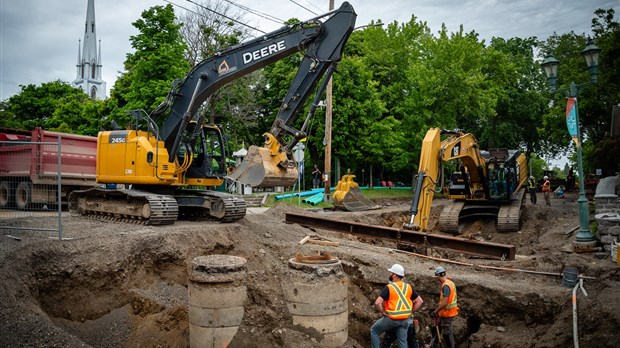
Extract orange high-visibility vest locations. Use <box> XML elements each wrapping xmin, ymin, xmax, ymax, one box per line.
<box><xmin>438</xmin><ymin>279</ymin><xmax>458</xmax><ymax>318</ymax></box>
<box><xmin>385</xmin><ymin>282</ymin><xmax>413</xmax><ymax>320</ymax></box>
<box><xmin>542</xmin><ymin>180</ymin><xmax>551</xmax><ymax>192</ymax></box>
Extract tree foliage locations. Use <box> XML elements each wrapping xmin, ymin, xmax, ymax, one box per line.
<box><xmin>2</xmin><ymin>5</ymin><xmax>618</xmax><ymax>182</ymax></box>
<box><xmin>0</xmin><ymin>80</ymin><xmax>104</xmax><ymax>135</ymax></box>
<box><xmin>108</xmin><ymin>4</ymin><xmax>190</xmax><ymax>127</ymax></box>
<box><xmin>539</xmin><ymin>9</ymin><xmax>620</xmax><ymax>175</ymax></box>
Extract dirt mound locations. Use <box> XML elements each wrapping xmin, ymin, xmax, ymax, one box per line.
<box><xmin>0</xmin><ymin>194</ymin><xmax>619</xmax><ymax>347</ymax></box>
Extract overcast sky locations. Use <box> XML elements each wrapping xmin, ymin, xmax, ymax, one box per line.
<box><xmin>1</xmin><ymin>0</ymin><xmax>618</xmax><ymax>101</ymax></box>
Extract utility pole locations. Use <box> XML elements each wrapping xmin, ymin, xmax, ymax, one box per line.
<box><xmin>323</xmin><ymin>0</ymin><xmax>334</xmax><ymax>202</ymax></box>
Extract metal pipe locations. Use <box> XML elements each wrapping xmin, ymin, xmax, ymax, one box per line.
<box><xmin>572</xmin><ymin>280</ymin><xmax>580</xmax><ymax>348</ymax></box>
<box><xmin>390</xmin><ymin>248</ymin><xmax>598</xmax><ymax>279</ymax></box>
<box><xmin>57</xmin><ymin>135</ymin><xmax>62</xmax><ymax>240</ymax></box>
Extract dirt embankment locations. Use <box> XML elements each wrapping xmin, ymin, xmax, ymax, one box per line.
<box><xmin>0</xmin><ymin>193</ymin><xmax>619</xmax><ymax>347</ymax></box>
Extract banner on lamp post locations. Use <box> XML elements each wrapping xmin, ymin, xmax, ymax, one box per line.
<box><xmin>565</xmin><ymin>97</ymin><xmax>579</xmax><ymax>147</ymax></box>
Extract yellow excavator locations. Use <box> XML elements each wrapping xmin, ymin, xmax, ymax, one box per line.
<box><xmin>404</xmin><ymin>128</ymin><xmax>527</xmax><ymax>233</ymax></box>
<box><xmin>69</xmin><ymin>3</ymin><xmax>356</xmax><ymax>225</ymax></box>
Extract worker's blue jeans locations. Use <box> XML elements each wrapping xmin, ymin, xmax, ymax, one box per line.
<box><xmin>371</xmin><ymin>316</ymin><xmax>409</xmax><ymax>348</ymax></box>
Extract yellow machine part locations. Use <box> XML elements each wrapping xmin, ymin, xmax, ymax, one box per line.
<box><xmin>227</xmin><ymin>134</ymin><xmax>298</xmax><ymax>188</ymax></box>
<box><xmin>97</xmin><ymin>130</ymin><xmax>178</xmax><ymax>185</ymax></box>
<box><xmin>412</xmin><ymin>128</ymin><xmax>442</xmax><ymax>230</ymax></box>
<box><xmin>332</xmin><ymin>175</ymin><xmax>379</xmax><ymax>211</ymax></box>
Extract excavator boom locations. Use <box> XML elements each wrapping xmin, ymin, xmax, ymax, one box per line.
<box><xmin>227</xmin><ymin>2</ymin><xmax>356</xmax><ymax>187</ymax></box>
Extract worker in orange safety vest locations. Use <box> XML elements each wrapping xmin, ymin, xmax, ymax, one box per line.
<box><xmin>371</xmin><ymin>264</ymin><xmax>423</xmax><ymax>348</ymax></box>
<box><xmin>431</xmin><ymin>266</ymin><xmax>458</xmax><ymax>348</ymax></box>
<box><xmin>542</xmin><ymin>175</ymin><xmax>551</xmax><ymax>206</ymax></box>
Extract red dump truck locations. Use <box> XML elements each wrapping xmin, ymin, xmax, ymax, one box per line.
<box><xmin>0</xmin><ymin>127</ymin><xmax>97</xmax><ymax>209</ymax></box>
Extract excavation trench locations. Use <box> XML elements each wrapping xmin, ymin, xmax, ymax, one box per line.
<box><xmin>0</xmin><ymin>198</ymin><xmax>618</xmax><ymax>347</ymax></box>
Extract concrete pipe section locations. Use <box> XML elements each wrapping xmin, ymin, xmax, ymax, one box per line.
<box><xmin>283</xmin><ymin>253</ymin><xmax>349</xmax><ymax>346</ymax></box>
<box><xmin>188</xmin><ymin>255</ymin><xmax>247</xmax><ymax>348</ymax></box>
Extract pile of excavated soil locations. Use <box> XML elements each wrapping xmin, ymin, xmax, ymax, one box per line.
<box><xmin>0</xmin><ymin>193</ymin><xmax>619</xmax><ymax>347</ymax></box>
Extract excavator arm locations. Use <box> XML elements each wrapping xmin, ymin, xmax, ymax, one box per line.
<box><xmin>156</xmin><ymin>2</ymin><xmax>356</xmax><ymax>187</ymax></box>
<box><xmin>405</xmin><ymin>128</ymin><xmax>488</xmax><ymax>231</ymax></box>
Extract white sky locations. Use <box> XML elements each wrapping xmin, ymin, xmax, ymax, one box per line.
<box><xmin>1</xmin><ymin>0</ymin><xmax>618</xmax><ymax>101</ymax></box>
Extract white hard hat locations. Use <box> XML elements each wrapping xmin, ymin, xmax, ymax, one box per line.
<box><xmin>530</xmin><ymin>176</ymin><xmax>534</xmax><ymax>179</ymax></box>
<box><xmin>388</xmin><ymin>264</ymin><xmax>405</xmax><ymax>277</ymax></box>
<box><xmin>434</xmin><ymin>266</ymin><xmax>446</xmax><ymax>276</ymax></box>
<box><xmin>543</xmin><ymin>176</ymin><xmax>549</xmax><ymax>179</ymax></box>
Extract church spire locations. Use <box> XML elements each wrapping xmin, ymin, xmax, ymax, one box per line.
<box><xmin>76</xmin><ymin>39</ymin><xmax>81</xmax><ymax>77</ymax></box>
<box><xmin>72</xmin><ymin>0</ymin><xmax>106</xmax><ymax>100</ymax></box>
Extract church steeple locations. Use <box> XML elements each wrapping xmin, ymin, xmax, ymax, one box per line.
<box><xmin>72</xmin><ymin>0</ymin><xmax>106</xmax><ymax>100</ymax></box>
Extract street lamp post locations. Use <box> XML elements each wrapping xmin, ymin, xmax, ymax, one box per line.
<box><xmin>541</xmin><ymin>38</ymin><xmax>601</xmax><ymax>246</ymax></box>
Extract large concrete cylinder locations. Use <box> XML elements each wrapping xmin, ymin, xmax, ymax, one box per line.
<box><xmin>282</xmin><ymin>257</ymin><xmax>349</xmax><ymax>346</ymax></box>
<box><xmin>189</xmin><ymin>255</ymin><xmax>247</xmax><ymax>348</ymax></box>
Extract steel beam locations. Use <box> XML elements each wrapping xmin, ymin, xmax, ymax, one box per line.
<box><xmin>285</xmin><ymin>212</ymin><xmax>515</xmax><ymax>260</ymax></box>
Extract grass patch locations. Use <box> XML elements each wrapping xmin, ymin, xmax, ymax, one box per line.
<box><xmin>260</xmin><ymin>187</ymin><xmax>413</xmax><ymax>209</ymax></box>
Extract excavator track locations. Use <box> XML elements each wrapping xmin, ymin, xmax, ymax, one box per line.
<box><xmin>175</xmin><ymin>189</ymin><xmax>247</xmax><ymax>222</ymax></box>
<box><xmin>69</xmin><ymin>188</ymin><xmax>178</xmax><ymax>225</ymax></box>
<box><xmin>497</xmin><ymin>188</ymin><xmax>525</xmax><ymax>232</ymax></box>
<box><xmin>438</xmin><ymin>200</ymin><xmax>464</xmax><ymax>234</ymax></box>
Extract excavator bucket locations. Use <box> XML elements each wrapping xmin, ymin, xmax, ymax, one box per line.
<box><xmin>227</xmin><ymin>145</ymin><xmax>298</xmax><ymax>187</ymax></box>
<box><xmin>332</xmin><ymin>175</ymin><xmax>380</xmax><ymax>211</ymax></box>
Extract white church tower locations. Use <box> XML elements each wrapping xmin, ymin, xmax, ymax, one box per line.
<box><xmin>72</xmin><ymin>0</ymin><xmax>106</xmax><ymax>100</ymax></box>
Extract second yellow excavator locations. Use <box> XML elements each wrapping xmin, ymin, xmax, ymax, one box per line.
<box><xmin>404</xmin><ymin>128</ymin><xmax>527</xmax><ymax>233</ymax></box>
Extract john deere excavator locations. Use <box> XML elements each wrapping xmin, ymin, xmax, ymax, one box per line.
<box><xmin>404</xmin><ymin>128</ymin><xmax>528</xmax><ymax>233</ymax></box>
<box><xmin>69</xmin><ymin>3</ymin><xmax>357</xmax><ymax>225</ymax></box>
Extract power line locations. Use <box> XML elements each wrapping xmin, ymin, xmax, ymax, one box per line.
<box><xmin>221</xmin><ymin>0</ymin><xmax>284</xmax><ymax>24</ymax></box>
<box><xmin>301</xmin><ymin>0</ymin><xmax>323</xmax><ymax>14</ymax></box>
<box><xmin>288</xmin><ymin>0</ymin><xmax>318</xmax><ymax>16</ymax></box>
<box><xmin>163</xmin><ymin>0</ymin><xmax>200</xmax><ymax>16</ymax></box>
<box><xmin>181</xmin><ymin>0</ymin><xmax>267</xmax><ymax>34</ymax></box>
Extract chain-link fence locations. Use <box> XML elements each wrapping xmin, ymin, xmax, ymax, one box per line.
<box><xmin>0</xmin><ymin>139</ymin><xmax>64</xmax><ymax>238</ymax></box>
<box><xmin>0</xmin><ymin>129</ymin><xmax>98</xmax><ymax>239</ymax></box>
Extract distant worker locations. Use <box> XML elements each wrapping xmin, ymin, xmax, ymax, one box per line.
<box><xmin>312</xmin><ymin>164</ymin><xmax>322</xmax><ymax>189</ymax></box>
<box><xmin>527</xmin><ymin>175</ymin><xmax>537</xmax><ymax>204</ymax></box>
<box><xmin>542</xmin><ymin>175</ymin><xmax>551</xmax><ymax>206</ymax></box>
<box><xmin>431</xmin><ymin>266</ymin><xmax>458</xmax><ymax>348</ymax></box>
<box><xmin>371</xmin><ymin>264</ymin><xmax>424</xmax><ymax>348</ymax></box>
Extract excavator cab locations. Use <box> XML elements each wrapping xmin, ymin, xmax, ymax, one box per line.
<box><xmin>183</xmin><ymin>124</ymin><xmax>227</xmax><ymax>182</ymax></box>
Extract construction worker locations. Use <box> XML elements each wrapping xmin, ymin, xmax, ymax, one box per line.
<box><xmin>527</xmin><ymin>175</ymin><xmax>537</xmax><ymax>204</ymax></box>
<box><xmin>380</xmin><ymin>318</ymin><xmax>420</xmax><ymax>348</ymax></box>
<box><xmin>431</xmin><ymin>266</ymin><xmax>458</xmax><ymax>348</ymax></box>
<box><xmin>542</xmin><ymin>175</ymin><xmax>551</xmax><ymax>206</ymax></box>
<box><xmin>371</xmin><ymin>264</ymin><xmax>424</xmax><ymax>348</ymax></box>
<box><xmin>311</xmin><ymin>164</ymin><xmax>322</xmax><ymax>189</ymax></box>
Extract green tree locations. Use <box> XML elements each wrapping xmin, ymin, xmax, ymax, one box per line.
<box><xmin>0</xmin><ymin>80</ymin><xmax>103</xmax><ymax>135</ymax></box>
<box><xmin>487</xmin><ymin>37</ymin><xmax>548</xmax><ymax>156</ymax></box>
<box><xmin>178</xmin><ymin>0</ymin><xmax>262</xmax><ymax>158</ymax></box>
<box><xmin>108</xmin><ymin>4</ymin><xmax>190</xmax><ymax>127</ymax></box>
<box><xmin>539</xmin><ymin>9</ymin><xmax>620</xmax><ymax>175</ymax></box>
